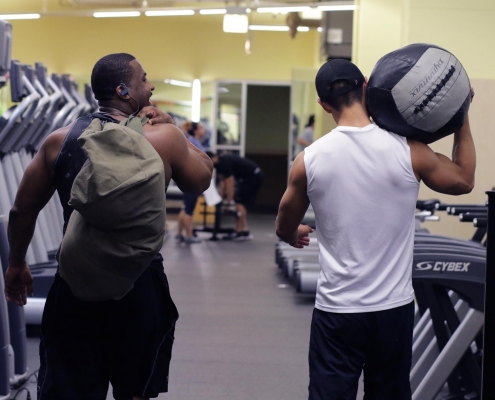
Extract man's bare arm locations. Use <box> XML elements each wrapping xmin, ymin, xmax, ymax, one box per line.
<box><xmin>408</xmin><ymin>114</ymin><xmax>475</xmax><ymax>195</ymax></box>
<box><xmin>144</xmin><ymin>124</ymin><xmax>213</xmax><ymax>195</ymax></box>
<box><xmin>5</xmin><ymin>129</ymin><xmax>65</xmax><ymax>305</ymax></box>
<box><xmin>276</xmin><ymin>152</ymin><xmax>313</xmax><ymax>248</ymax></box>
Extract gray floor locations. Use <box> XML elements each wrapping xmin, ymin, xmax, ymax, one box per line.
<box><xmin>21</xmin><ymin>214</ymin><xmax>366</xmax><ymax>399</ymax></box>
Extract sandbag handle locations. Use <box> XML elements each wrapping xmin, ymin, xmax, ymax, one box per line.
<box><xmin>119</xmin><ymin>115</ymin><xmax>149</xmax><ymax>135</ymax></box>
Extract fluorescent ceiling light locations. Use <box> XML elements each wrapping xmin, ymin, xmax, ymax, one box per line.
<box><xmin>249</xmin><ymin>25</ymin><xmax>289</xmax><ymax>32</ymax></box>
<box><xmin>301</xmin><ymin>8</ymin><xmax>322</xmax><ymax>19</ymax></box>
<box><xmin>145</xmin><ymin>10</ymin><xmax>195</xmax><ymax>16</ymax></box>
<box><xmin>0</xmin><ymin>13</ymin><xmax>41</xmax><ymax>20</ymax></box>
<box><xmin>317</xmin><ymin>27</ymin><xmax>323</xmax><ymax>32</ymax></box>
<box><xmin>223</xmin><ymin>14</ymin><xmax>248</xmax><ymax>33</ymax></box>
<box><xmin>191</xmin><ymin>79</ymin><xmax>201</xmax><ymax>122</ymax></box>
<box><xmin>94</xmin><ymin>11</ymin><xmax>140</xmax><ymax>18</ymax></box>
<box><xmin>297</xmin><ymin>26</ymin><xmax>310</xmax><ymax>32</ymax></box>
<box><xmin>317</xmin><ymin>5</ymin><xmax>357</xmax><ymax>11</ymax></box>
<box><xmin>164</xmin><ymin>79</ymin><xmax>192</xmax><ymax>87</ymax></box>
<box><xmin>257</xmin><ymin>6</ymin><xmax>311</xmax><ymax>14</ymax></box>
<box><xmin>200</xmin><ymin>9</ymin><xmax>226</xmax><ymax>15</ymax></box>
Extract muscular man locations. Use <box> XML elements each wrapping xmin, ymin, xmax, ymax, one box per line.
<box><xmin>276</xmin><ymin>59</ymin><xmax>475</xmax><ymax>400</ymax></box>
<box><xmin>4</xmin><ymin>53</ymin><xmax>213</xmax><ymax>400</ymax></box>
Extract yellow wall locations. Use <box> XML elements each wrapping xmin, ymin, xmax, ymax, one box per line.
<box><xmin>407</xmin><ymin>0</ymin><xmax>495</xmax><ymax>80</ymax></box>
<box><xmin>7</xmin><ymin>15</ymin><xmax>318</xmax><ymax>82</ymax></box>
<box><xmin>354</xmin><ymin>0</ymin><xmax>495</xmax><ymax>78</ymax></box>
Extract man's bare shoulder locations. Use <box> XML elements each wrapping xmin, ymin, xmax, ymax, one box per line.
<box><xmin>142</xmin><ymin>123</ymin><xmax>187</xmax><ymax>153</ymax></box>
<box><xmin>289</xmin><ymin>151</ymin><xmax>307</xmax><ymax>185</ymax></box>
<box><xmin>143</xmin><ymin>122</ymin><xmax>184</xmax><ymax>139</ymax></box>
<box><xmin>41</xmin><ymin>122</ymin><xmax>76</xmax><ymax>165</ymax></box>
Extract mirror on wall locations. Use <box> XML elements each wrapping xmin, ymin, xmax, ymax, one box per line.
<box><xmin>216</xmin><ymin>82</ymin><xmax>242</xmax><ymax>148</ymax></box>
<box><xmin>290</xmin><ymin>80</ymin><xmax>317</xmax><ymax>162</ymax></box>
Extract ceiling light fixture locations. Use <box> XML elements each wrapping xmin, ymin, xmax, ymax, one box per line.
<box><xmin>297</xmin><ymin>26</ymin><xmax>310</xmax><ymax>32</ymax></box>
<box><xmin>301</xmin><ymin>8</ymin><xmax>323</xmax><ymax>19</ymax></box>
<box><xmin>145</xmin><ymin>10</ymin><xmax>195</xmax><ymax>16</ymax></box>
<box><xmin>249</xmin><ymin>25</ymin><xmax>289</xmax><ymax>32</ymax></box>
<box><xmin>223</xmin><ymin>14</ymin><xmax>248</xmax><ymax>33</ymax></box>
<box><xmin>317</xmin><ymin>5</ymin><xmax>357</xmax><ymax>11</ymax></box>
<box><xmin>200</xmin><ymin>9</ymin><xmax>227</xmax><ymax>15</ymax></box>
<box><xmin>93</xmin><ymin>11</ymin><xmax>140</xmax><ymax>18</ymax></box>
<box><xmin>164</xmin><ymin>79</ymin><xmax>193</xmax><ymax>87</ymax></box>
<box><xmin>0</xmin><ymin>14</ymin><xmax>41</xmax><ymax>20</ymax></box>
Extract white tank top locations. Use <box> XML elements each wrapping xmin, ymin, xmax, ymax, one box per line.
<box><xmin>304</xmin><ymin>124</ymin><xmax>419</xmax><ymax>313</ymax></box>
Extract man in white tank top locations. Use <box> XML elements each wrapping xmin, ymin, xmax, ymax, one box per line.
<box><xmin>276</xmin><ymin>59</ymin><xmax>476</xmax><ymax>400</ymax></box>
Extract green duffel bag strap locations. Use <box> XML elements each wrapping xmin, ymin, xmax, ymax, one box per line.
<box><xmin>119</xmin><ymin>115</ymin><xmax>149</xmax><ymax>135</ymax></box>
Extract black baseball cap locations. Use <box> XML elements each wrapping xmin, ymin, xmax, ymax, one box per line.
<box><xmin>315</xmin><ymin>59</ymin><xmax>365</xmax><ymax>103</ymax></box>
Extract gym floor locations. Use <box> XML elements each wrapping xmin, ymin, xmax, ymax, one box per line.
<box><xmin>21</xmin><ymin>214</ymin><xmax>367</xmax><ymax>400</ymax></box>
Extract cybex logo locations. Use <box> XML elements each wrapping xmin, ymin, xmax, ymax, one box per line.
<box><xmin>415</xmin><ymin>261</ymin><xmax>470</xmax><ymax>272</ymax></box>
<box><xmin>416</xmin><ymin>261</ymin><xmax>434</xmax><ymax>270</ymax></box>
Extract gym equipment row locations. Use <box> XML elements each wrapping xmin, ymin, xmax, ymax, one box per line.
<box><xmin>0</xmin><ymin>25</ymin><xmax>97</xmax><ymax>397</ymax></box>
<box><xmin>275</xmin><ymin>200</ymin><xmax>488</xmax><ymax>399</ymax></box>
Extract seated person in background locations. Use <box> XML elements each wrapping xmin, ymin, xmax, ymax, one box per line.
<box><xmin>177</xmin><ymin>121</ymin><xmax>208</xmax><ymax>244</ymax></box>
<box><xmin>206</xmin><ymin>152</ymin><xmax>264</xmax><ymax>241</ymax></box>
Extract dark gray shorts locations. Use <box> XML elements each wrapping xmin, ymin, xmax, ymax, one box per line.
<box><xmin>309</xmin><ymin>302</ymin><xmax>414</xmax><ymax>400</ymax></box>
<box><xmin>38</xmin><ymin>255</ymin><xmax>179</xmax><ymax>400</ymax></box>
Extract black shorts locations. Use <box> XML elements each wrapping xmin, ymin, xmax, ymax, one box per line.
<box><xmin>308</xmin><ymin>302</ymin><xmax>414</xmax><ymax>400</ymax></box>
<box><xmin>234</xmin><ymin>171</ymin><xmax>264</xmax><ymax>207</ymax></box>
<box><xmin>183</xmin><ymin>193</ymin><xmax>199</xmax><ymax>216</ymax></box>
<box><xmin>38</xmin><ymin>255</ymin><xmax>179</xmax><ymax>400</ymax></box>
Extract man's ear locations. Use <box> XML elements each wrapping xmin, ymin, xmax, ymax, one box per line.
<box><xmin>318</xmin><ymin>98</ymin><xmax>333</xmax><ymax>115</ymax></box>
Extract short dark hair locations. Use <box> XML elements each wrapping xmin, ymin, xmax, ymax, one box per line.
<box><xmin>326</xmin><ymin>79</ymin><xmax>363</xmax><ymax>112</ymax></box>
<box><xmin>91</xmin><ymin>53</ymin><xmax>136</xmax><ymax>102</ymax></box>
<box><xmin>181</xmin><ymin>121</ymin><xmax>199</xmax><ymax>136</ymax></box>
<box><xmin>306</xmin><ymin>115</ymin><xmax>315</xmax><ymax>127</ymax></box>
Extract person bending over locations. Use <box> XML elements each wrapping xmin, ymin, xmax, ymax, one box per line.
<box><xmin>276</xmin><ymin>59</ymin><xmax>475</xmax><ymax>400</ymax></box>
<box><xmin>4</xmin><ymin>53</ymin><xmax>213</xmax><ymax>400</ymax></box>
<box><xmin>176</xmin><ymin>120</ymin><xmax>208</xmax><ymax>244</ymax></box>
<box><xmin>207</xmin><ymin>152</ymin><xmax>264</xmax><ymax>241</ymax></box>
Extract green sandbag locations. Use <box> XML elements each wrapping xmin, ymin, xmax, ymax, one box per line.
<box><xmin>58</xmin><ymin>116</ymin><xmax>166</xmax><ymax>301</ymax></box>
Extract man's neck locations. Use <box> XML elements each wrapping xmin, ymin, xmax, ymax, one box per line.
<box><xmin>335</xmin><ymin>103</ymin><xmax>371</xmax><ymax>128</ymax></box>
<box><xmin>98</xmin><ymin>100</ymin><xmax>136</xmax><ymax>119</ymax></box>
<box><xmin>97</xmin><ymin>106</ymin><xmax>129</xmax><ymax>120</ymax></box>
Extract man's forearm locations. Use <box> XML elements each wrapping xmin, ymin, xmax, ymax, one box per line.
<box><xmin>8</xmin><ymin>208</ymin><xmax>38</xmax><ymax>266</ymax></box>
<box><xmin>452</xmin><ymin>116</ymin><xmax>476</xmax><ymax>185</ymax></box>
<box><xmin>275</xmin><ymin>215</ymin><xmax>298</xmax><ymax>244</ymax></box>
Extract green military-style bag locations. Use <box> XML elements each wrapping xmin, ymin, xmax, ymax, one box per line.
<box><xmin>58</xmin><ymin>116</ymin><xmax>166</xmax><ymax>301</ymax></box>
